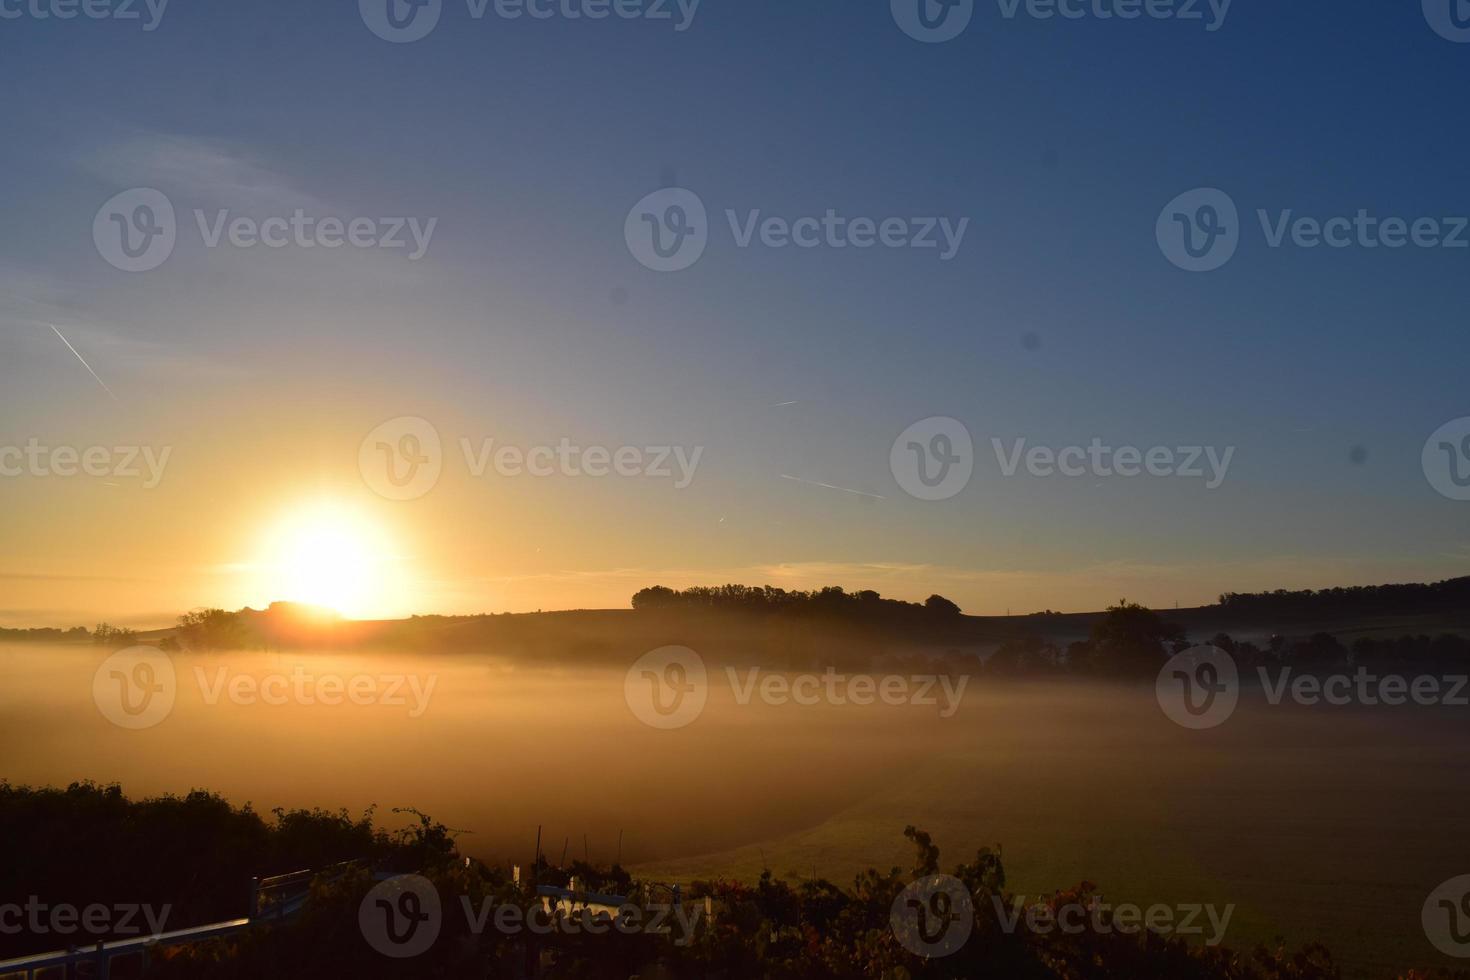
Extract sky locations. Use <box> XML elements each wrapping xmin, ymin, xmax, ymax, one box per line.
<box><xmin>1</xmin><ymin>0</ymin><xmax>1468</xmax><ymax>626</ymax></box>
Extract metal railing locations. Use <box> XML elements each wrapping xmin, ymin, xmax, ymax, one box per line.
<box><xmin>0</xmin><ymin>860</ymin><xmax>366</xmax><ymax>980</ymax></box>
<box><xmin>0</xmin><ymin>917</ymin><xmax>249</xmax><ymax>980</ymax></box>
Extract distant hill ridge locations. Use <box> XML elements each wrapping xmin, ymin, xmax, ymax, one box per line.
<box><xmin>4</xmin><ymin>575</ymin><xmax>1466</xmax><ymax>646</ymax></box>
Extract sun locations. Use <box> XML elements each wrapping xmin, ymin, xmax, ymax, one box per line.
<box><xmin>257</xmin><ymin>501</ymin><xmax>400</xmax><ymax>619</ymax></box>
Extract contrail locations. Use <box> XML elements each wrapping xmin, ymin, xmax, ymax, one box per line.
<box><xmin>49</xmin><ymin>324</ymin><xmax>118</xmax><ymax>401</ymax></box>
<box><xmin>780</xmin><ymin>474</ymin><xmax>886</xmax><ymax>500</ymax></box>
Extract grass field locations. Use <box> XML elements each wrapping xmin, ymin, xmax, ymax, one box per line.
<box><xmin>633</xmin><ymin>680</ymin><xmax>1470</xmax><ymax>979</ymax></box>
<box><xmin>11</xmin><ymin>640</ymin><xmax>1470</xmax><ymax>978</ymax></box>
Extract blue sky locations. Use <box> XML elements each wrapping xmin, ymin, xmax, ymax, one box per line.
<box><xmin>1</xmin><ymin>0</ymin><xmax>1467</xmax><ymax>623</ymax></box>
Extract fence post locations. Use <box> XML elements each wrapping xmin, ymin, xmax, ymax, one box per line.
<box><xmin>248</xmin><ymin>876</ymin><xmax>260</xmax><ymax>919</ymax></box>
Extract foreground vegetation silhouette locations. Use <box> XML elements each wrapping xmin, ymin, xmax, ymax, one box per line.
<box><xmin>7</xmin><ymin>782</ymin><xmax>1462</xmax><ymax>979</ymax></box>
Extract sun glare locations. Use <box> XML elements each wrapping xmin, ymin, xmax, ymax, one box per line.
<box><xmin>257</xmin><ymin>502</ymin><xmax>400</xmax><ymax>619</ymax></box>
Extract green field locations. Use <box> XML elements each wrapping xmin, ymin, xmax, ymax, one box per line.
<box><xmin>634</xmin><ymin>681</ymin><xmax>1470</xmax><ymax>979</ymax></box>
<box><xmin>11</xmin><ymin>633</ymin><xmax>1470</xmax><ymax>979</ymax></box>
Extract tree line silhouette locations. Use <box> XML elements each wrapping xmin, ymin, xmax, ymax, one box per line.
<box><xmin>631</xmin><ymin>584</ymin><xmax>964</xmax><ymax>620</ymax></box>
<box><xmin>5</xmin><ymin>576</ymin><xmax>1464</xmax><ymax>673</ymax></box>
<box><xmin>1217</xmin><ymin>575</ymin><xmax>1470</xmax><ymax>621</ymax></box>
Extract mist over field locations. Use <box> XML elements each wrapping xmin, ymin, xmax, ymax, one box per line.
<box><xmin>9</xmin><ymin>633</ymin><xmax>1470</xmax><ymax>977</ymax></box>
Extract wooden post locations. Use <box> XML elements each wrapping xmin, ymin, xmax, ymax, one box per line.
<box><xmin>529</xmin><ymin>825</ymin><xmax>543</xmax><ymax>980</ymax></box>
<box><xmin>533</xmin><ymin>825</ymin><xmax>542</xmax><ymax>883</ymax></box>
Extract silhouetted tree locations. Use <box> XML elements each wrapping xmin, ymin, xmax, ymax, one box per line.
<box><xmin>1085</xmin><ymin>601</ymin><xmax>1184</xmax><ymax>676</ymax></box>
<box><xmin>903</xmin><ymin>825</ymin><xmax>940</xmax><ymax>876</ymax></box>
<box><xmin>630</xmin><ymin>586</ymin><xmax>677</xmax><ymax>609</ymax></box>
<box><xmin>176</xmin><ymin>609</ymin><xmax>247</xmax><ymax>651</ymax></box>
<box><xmin>925</xmin><ymin>594</ymin><xmax>962</xmax><ymax>617</ymax></box>
<box><xmin>92</xmin><ymin>624</ymin><xmax>138</xmax><ymax>649</ymax></box>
